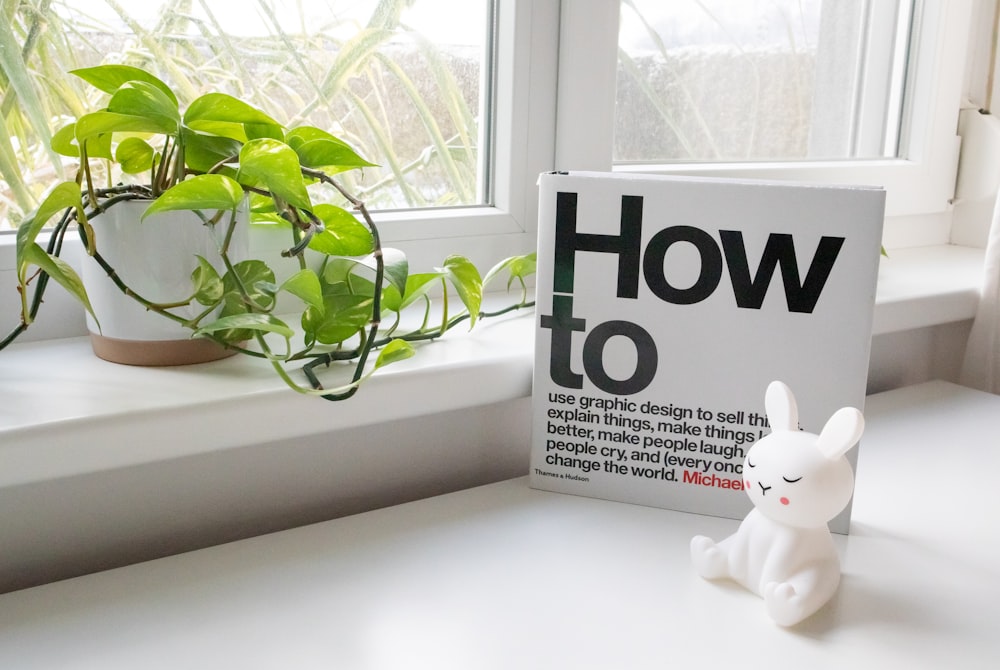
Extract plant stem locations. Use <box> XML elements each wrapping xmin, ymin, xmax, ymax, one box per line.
<box><xmin>220</xmin><ymin>207</ymin><xmax>239</xmax><ymax>257</ymax></box>
<box><xmin>438</xmin><ymin>277</ymin><xmax>449</xmax><ymax>339</ymax></box>
<box><xmin>315</xmin><ymin>198</ymin><xmax>384</xmax><ymax>401</ymax></box>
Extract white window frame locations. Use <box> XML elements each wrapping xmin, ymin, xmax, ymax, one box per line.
<box><xmin>555</xmin><ymin>0</ymin><xmax>974</xmax><ymax>226</ymax></box>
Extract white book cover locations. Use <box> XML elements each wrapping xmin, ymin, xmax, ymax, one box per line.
<box><xmin>530</xmin><ymin>171</ymin><xmax>885</xmax><ymax>533</ymax></box>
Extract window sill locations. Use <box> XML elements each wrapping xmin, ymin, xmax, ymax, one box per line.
<box><xmin>0</xmin><ymin>297</ymin><xmax>536</xmax><ymax>488</ymax></box>
<box><xmin>872</xmin><ymin>244</ymin><xmax>984</xmax><ymax>334</ymax></box>
<box><xmin>0</xmin><ymin>244</ymin><xmax>983</xmax><ymax>489</ymax></box>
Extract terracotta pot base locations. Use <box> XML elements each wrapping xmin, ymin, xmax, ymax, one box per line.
<box><xmin>89</xmin><ymin>333</ymin><xmax>240</xmax><ymax>366</ymax></box>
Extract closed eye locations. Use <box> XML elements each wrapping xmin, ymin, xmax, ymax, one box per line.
<box><xmin>782</xmin><ymin>476</ymin><xmax>802</xmax><ymax>483</ymax></box>
<box><xmin>747</xmin><ymin>460</ymin><xmax>756</xmax><ymax>468</ymax></box>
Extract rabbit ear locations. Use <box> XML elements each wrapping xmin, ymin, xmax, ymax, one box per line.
<box><xmin>765</xmin><ymin>381</ymin><xmax>798</xmax><ymax>431</ymax></box>
<box><xmin>817</xmin><ymin>407</ymin><xmax>864</xmax><ymax>460</ymax></box>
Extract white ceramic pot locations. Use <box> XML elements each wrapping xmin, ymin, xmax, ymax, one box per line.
<box><xmin>81</xmin><ymin>199</ymin><xmax>249</xmax><ymax>366</ymax></box>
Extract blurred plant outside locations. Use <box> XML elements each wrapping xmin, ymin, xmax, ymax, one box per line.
<box><xmin>616</xmin><ymin>0</ymin><xmax>905</xmax><ymax>164</ymax></box>
<box><xmin>0</xmin><ymin>0</ymin><xmax>490</xmax><ymax>231</ymax></box>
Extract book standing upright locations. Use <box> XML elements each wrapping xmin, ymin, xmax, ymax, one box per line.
<box><xmin>530</xmin><ymin>171</ymin><xmax>885</xmax><ymax>532</ymax></box>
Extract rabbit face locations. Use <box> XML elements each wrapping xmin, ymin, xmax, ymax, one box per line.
<box><xmin>743</xmin><ymin>430</ymin><xmax>856</xmax><ymax>528</ymax></box>
<box><xmin>740</xmin><ymin>381</ymin><xmax>864</xmax><ymax>529</ymax></box>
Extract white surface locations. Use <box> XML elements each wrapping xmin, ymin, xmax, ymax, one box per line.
<box><xmin>0</xmin><ymin>300</ymin><xmax>535</xmax><ymax>487</ymax></box>
<box><xmin>872</xmin><ymin>244</ymin><xmax>983</xmax><ymax>333</ymax></box>
<box><xmin>0</xmin><ymin>380</ymin><xmax>997</xmax><ymax>669</ymax></box>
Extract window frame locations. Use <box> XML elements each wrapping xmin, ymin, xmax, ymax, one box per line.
<box><xmin>554</xmin><ymin>0</ymin><xmax>974</xmax><ymax>222</ymax></box>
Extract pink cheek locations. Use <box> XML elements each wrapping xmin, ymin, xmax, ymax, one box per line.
<box><xmin>780</xmin><ymin>497</ymin><xmax>790</xmax><ymax>506</ymax></box>
<box><xmin>745</xmin><ymin>480</ymin><xmax>751</xmax><ymax>490</ymax></box>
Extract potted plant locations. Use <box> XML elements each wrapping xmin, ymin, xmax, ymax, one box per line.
<box><xmin>9</xmin><ymin>64</ymin><xmax>535</xmax><ymax>399</ymax></box>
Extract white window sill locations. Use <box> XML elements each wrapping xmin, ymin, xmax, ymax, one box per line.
<box><xmin>0</xmin><ymin>244</ymin><xmax>984</xmax><ymax>489</ymax></box>
<box><xmin>872</xmin><ymin>244</ymin><xmax>984</xmax><ymax>334</ymax></box>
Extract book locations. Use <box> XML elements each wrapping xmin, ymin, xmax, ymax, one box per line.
<box><xmin>530</xmin><ymin>171</ymin><xmax>885</xmax><ymax>532</ymax></box>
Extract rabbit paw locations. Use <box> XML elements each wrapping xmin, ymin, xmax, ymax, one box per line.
<box><xmin>763</xmin><ymin>581</ymin><xmax>806</xmax><ymax>626</ymax></box>
<box><xmin>690</xmin><ymin>535</ymin><xmax>728</xmax><ymax>579</ymax></box>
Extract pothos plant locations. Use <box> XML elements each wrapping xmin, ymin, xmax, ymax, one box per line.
<box><xmin>9</xmin><ymin>64</ymin><xmax>536</xmax><ymax>400</ymax></box>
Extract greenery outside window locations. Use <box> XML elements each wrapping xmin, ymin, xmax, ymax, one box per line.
<box><xmin>557</xmin><ymin>0</ymin><xmax>973</xmax><ymax>229</ymax></box>
<box><xmin>1</xmin><ymin>0</ymin><xmax>495</xmax><ymax>232</ymax></box>
<box><xmin>616</xmin><ymin>0</ymin><xmax>911</xmax><ymax>164</ymax></box>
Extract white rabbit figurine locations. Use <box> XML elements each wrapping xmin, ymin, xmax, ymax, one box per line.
<box><xmin>690</xmin><ymin>380</ymin><xmax>864</xmax><ymax>626</ymax></box>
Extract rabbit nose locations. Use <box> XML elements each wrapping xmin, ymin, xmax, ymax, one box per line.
<box><xmin>758</xmin><ymin>481</ymin><xmax>771</xmax><ymax>495</ymax></box>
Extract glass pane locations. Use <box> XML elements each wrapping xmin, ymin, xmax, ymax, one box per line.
<box><xmin>615</xmin><ymin>0</ymin><xmax>909</xmax><ymax>164</ymax></box>
<box><xmin>2</xmin><ymin>0</ymin><xmax>490</xmax><ymax>230</ymax></box>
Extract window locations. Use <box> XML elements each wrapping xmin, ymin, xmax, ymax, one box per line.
<box><xmin>0</xmin><ymin>0</ymin><xmax>553</xmax><ymax>341</ymax></box>
<box><xmin>5</xmin><ymin>0</ymin><xmax>971</xmax><ymax>233</ymax></box>
<box><xmin>0</xmin><ymin>0</ymin><xmax>980</xmax><ymax>339</ymax></box>
<box><xmin>616</xmin><ymin>0</ymin><xmax>910</xmax><ymax>163</ymax></box>
<box><xmin>1</xmin><ymin>1</ymin><xmax>552</xmax><ymax>263</ymax></box>
<box><xmin>2</xmin><ymin>0</ymin><xmax>493</xmax><ymax>228</ymax></box>
<box><xmin>556</xmin><ymin>0</ymin><xmax>973</xmax><ymax>226</ymax></box>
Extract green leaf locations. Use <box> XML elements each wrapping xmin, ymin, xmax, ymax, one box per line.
<box><xmin>236</xmin><ymin>138</ymin><xmax>311</xmax><ymax>211</ymax></box>
<box><xmin>51</xmin><ymin>123</ymin><xmax>78</xmax><ymax>157</ymax></box>
<box><xmin>181</xmin><ymin>128</ymin><xmax>242</xmax><ymax>173</ymax></box>
<box><xmin>294</xmin><ymin>139</ymin><xmax>376</xmax><ymax>171</ymax></box>
<box><xmin>307</xmin><ymin>205</ymin><xmax>374</xmax><ymax>256</ymax></box>
<box><xmin>382</xmin><ymin>272</ymin><xmax>442</xmax><ymax>312</ymax></box>
<box><xmin>286</xmin><ymin>126</ymin><xmax>338</xmax><ymax>149</ymax></box>
<box><xmin>142</xmin><ymin>174</ymin><xmax>245</xmax><ymax>220</ymax></box>
<box><xmin>184</xmin><ymin>93</ymin><xmax>280</xmax><ymax>128</ymax></box>
<box><xmin>83</xmin><ymin>132</ymin><xmax>114</xmax><ymax>161</ymax></box>
<box><xmin>373</xmin><ymin>339</ymin><xmax>415</xmax><ymax>370</ymax></box>
<box><xmin>345</xmin><ymin>247</ymin><xmax>409</xmax><ymax>297</ymax></box>
<box><xmin>75</xmin><ymin>110</ymin><xmax>176</xmax><ymax>144</ymax></box>
<box><xmin>301</xmin><ymin>291</ymin><xmax>373</xmax><ymax>344</ymax></box>
<box><xmin>287</xmin><ymin>126</ymin><xmax>376</xmax><ymax>171</ymax></box>
<box><xmin>211</xmin><ymin>260</ymin><xmax>278</xmax><ymax>342</ymax></box>
<box><xmin>319</xmin><ymin>261</ymin><xmax>378</xmax><ymax>302</ymax></box>
<box><xmin>440</xmin><ymin>255</ymin><xmax>483</xmax><ymax>327</ymax></box>
<box><xmin>222</xmin><ymin>260</ymin><xmax>277</xmax><ymax>314</ymax></box>
<box><xmin>183</xmin><ymin>120</ymin><xmax>249</xmax><ymax>143</ymax></box>
<box><xmin>346</xmin><ymin>274</ymin><xmax>378</xmax><ymax>300</ymax></box>
<box><xmin>379</xmin><ymin>248</ymin><xmax>410</xmax><ymax>296</ymax></box>
<box><xmin>183</xmin><ymin>94</ymin><xmax>281</xmax><ymax>144</ymax></box>
<box><xmin>244</xmin><ymin>122</ymin><xmax>285</xmax><ymax>142</ymax></box>
<box><xmin>115</xmin><ymin>137</ymin><xmax>156</xmax><ymax>174</ymax></box>
<box><xmin>280</xmin><ymin>269</ymin><xmax>324</xmax><ymax>311</ymax></box>
<box><xmin>483</xmin><ymin>252</ymin><xmax>537</xmax><ymax>290</ymax></box>
<box><xmin>71</xmin><ymin>65</ymin><xmax>178</xmax><ymax>106</ymax></box>
<box><xmin>20</xmin><ymin>243</ymin><xmax>97</xmax><ymax>325</ymax></box>
<box><xmin>16</xmin><ymin>182</ymin><xmax>86</xmax><ymax>270</ymax></box>
<box><xmin>191</xmin><ymin>256</ymin><xmax>224</xmax><ymax>306</ymax></box>
<box><xmin>107</xmin><ymin>81</ymin><xmax>180</xmax><ymax>130</ymax></box>
<box><xmin>322</xmin><ymin>258</ymin><xmax>361</xmax><ymax>285</ymax></box>
<box><xmin>195</xmin><ymin>313</ymin><xmax>294</xmax><ymax>339</ymax></box>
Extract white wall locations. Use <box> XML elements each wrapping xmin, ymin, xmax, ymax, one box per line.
<box><xmin>867</xmin><ymin>321</ymin><xmax>973</xmax><ymax>394</ymax></box>
<box><xmin>0</xmin><ymin>397</ymin><xmax>531</xmax><ymax>594</ymax></box>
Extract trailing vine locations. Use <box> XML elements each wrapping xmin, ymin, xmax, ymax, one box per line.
<box><xmin>5</xmin><ymin>65</ymin><xmax>536</xmax><ymax>400</ymax></box>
